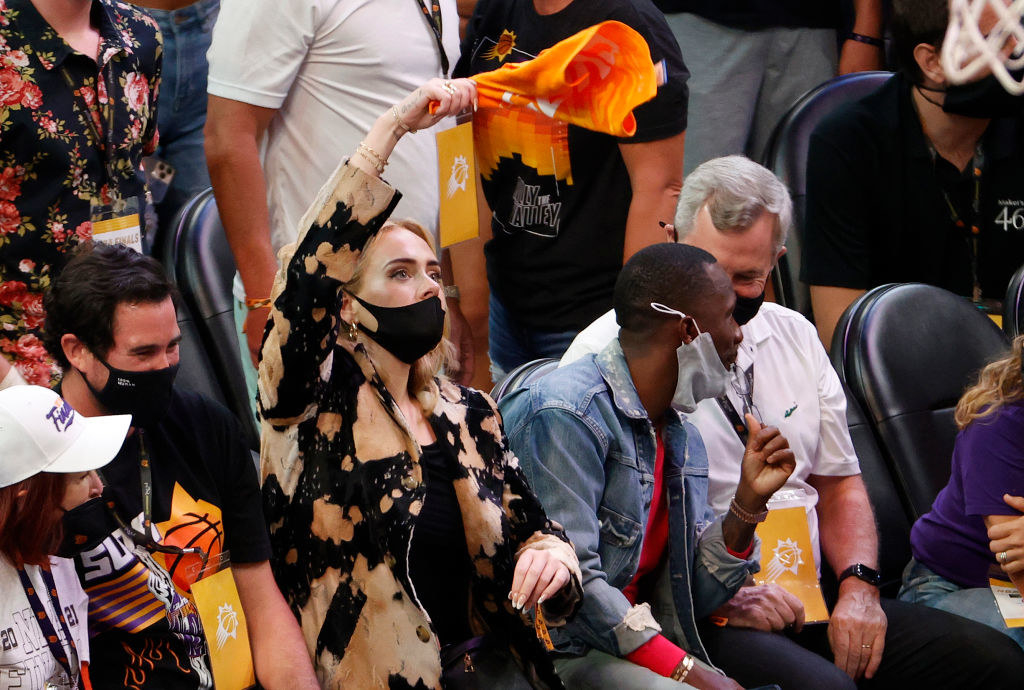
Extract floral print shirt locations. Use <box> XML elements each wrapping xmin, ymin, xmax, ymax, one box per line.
<box><xmin>0</xmin><ymin>0</ymin><xmax>161</xmax><ymax>385</ymax></box>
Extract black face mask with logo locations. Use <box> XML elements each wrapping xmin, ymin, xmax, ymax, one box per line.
<box><xmin>57</xmin><ymin>496</ymin><xmax>118</xmax><ymax>557</ymax></box>
<box><xmin>82</xmin><ymin>356</ymin><xmax>178</xmax><ymax>429</ymax></box>
<box><xmin>942</xmin><ymin>71</ymin><xmax>1024</xmax><ymax>119</ymax></box>
<box><xmin>733</xmin><ymin>290</ymin><xmax>766</xmax><ymax>326</ymax></box>
<box><xmin>352</xmin><ymin>294</ymin><xmax>446</xmax><ymax>364</ymax></box>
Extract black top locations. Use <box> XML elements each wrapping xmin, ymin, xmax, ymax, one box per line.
<box><xmin>652</xmin><ymin>0</ymin><xmax>841</xmax><ymax>30</ymax></box>
<box><xmin>803</xmin><ymin>73</ymin><xmax>1024</xmax><ymax>301</ymax></box>
<box><xmin>63</xmin><ymin>387</ymin><xmax>270</xmax><ymax>689</ymax></box>
<box><xmin>408</xmin><ymin>441</ymin><xmax>473</xmax><ymax>646</ymax></box>
<box><xmin>455</xmin><ymin>0</ymin><xmax>689</xmax><ymax>330</ymax></box>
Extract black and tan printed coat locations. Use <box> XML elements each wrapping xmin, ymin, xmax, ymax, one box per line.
<box><xmin>258</xmin><ymin>161</ymin><xmax>583</xmax><ymax>689</ymax></box>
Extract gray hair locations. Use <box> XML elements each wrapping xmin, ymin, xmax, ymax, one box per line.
<box><xmin>674</xmin><ymin>155</ymin><xmax>792</xmax><ymax>252</ymax></box>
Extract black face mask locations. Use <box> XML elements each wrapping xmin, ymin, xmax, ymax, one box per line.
<box><xmin>942</xmin><ymin>72</ymin><xmax>1024</xmax><ymax>119</ymax></box>
<box><xmin>733</xmin><ymin>290</ymin><xmax>766</xmax><ymax>326</ymax></box>
<box><xmin>57</xmin><ymin>496</ymin><xmax>118</xmax><ymax>557</ymax></box>
<box><xmin>82</xmin><ymin>356</ymin><xmax>178</xmax><ymax>429</ymax></box>
<box><xmin>352</xmin><ymin>294</ymin><xmax>445</xmax><ymax>364</ymax></box>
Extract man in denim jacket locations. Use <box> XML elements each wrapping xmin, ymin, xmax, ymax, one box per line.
<box><xmin>500</xmin><ymin>243</ymin><xmax>796</xmax><ymax>689</ymax></box>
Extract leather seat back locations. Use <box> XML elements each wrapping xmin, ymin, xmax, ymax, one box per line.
<box><xmin>762</xmin><ymin>71</ymin><xmax>892</xmax><ymax>318</ymax></box>
<box><xmin>831</xmin><ymin>283</ymin><xmax>1008</xmax><ymax>518</ymax></box>
<box><xmin>159</xmin><ymin>189</ymin><xmax>259</xmax><ymax>449</ymax></box>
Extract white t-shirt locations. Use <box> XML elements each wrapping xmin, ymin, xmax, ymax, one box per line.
<box><xmin>0</xmin><ymin>557</ymin><xmax>89</xmax><ymax>690</ymax></box>
<box><xmin>207</xmin><ymin>0</ymin><xmax>460</xmax><ymax>251</ymax></box>
<box><xmin>561</xmin><ymin>302</ymin><xmax>861</xmax><ymax>570</ymax></box>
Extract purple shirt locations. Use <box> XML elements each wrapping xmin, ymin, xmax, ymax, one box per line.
<box><xmin>910</xmin><ymin>399</ymin><xmax>1024</xmax><ymax>588</ymax></box>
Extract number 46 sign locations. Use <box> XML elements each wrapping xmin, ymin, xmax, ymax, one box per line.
<box><xmin>995</xmin><ymin>203</ymin><xmax>1024</xmax><ymax>231</ymax></box>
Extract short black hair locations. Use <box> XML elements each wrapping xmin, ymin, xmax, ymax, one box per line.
<box><xmin>892</xmin><ymin>0</ymin><xmax>949</xmax><ymax>83</ymax></box>
<box><xmin>43</xmin><ymin>243</ymin><xmax>177</xmax><ymax>369</ymax></box>
<box><xmin>613</xmin><ymin>243</ymin><xmax>719</xmax><ymax>334</ymax></box>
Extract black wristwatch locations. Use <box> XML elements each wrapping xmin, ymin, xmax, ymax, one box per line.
<box><xmin>838</xmin><ymin>563</ymin><xmax>882</xmax><ymax>587</ymax></box>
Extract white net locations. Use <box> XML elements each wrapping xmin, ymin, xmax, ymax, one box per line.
<box><xmin>943</xmin><ymin>0</ymin><xmax>1024</xmax><ymax>93</ymax></box>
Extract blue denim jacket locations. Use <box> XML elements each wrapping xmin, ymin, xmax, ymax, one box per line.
<box><xmin>499</xmin><ymin>340</ymin><xmax>758</xmax><ymax>662</ymax></box>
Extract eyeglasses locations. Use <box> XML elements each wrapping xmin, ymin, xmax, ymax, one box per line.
<box><xmin>730</xmin><ymin>364</ymin><xmax>763</xmax><ymax>424</ymax></box>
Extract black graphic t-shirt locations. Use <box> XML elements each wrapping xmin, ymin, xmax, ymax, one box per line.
<box><xmin>61</xmin><ymin>388</ymin><xmax>269</xmax><ymax>690</ymax></box>
<box><xmin>456</xmin><ymin>0</ymin><xmax>688</xmax><ymax>331</ymax></box>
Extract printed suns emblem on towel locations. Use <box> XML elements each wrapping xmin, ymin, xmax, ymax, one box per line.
<box><xmin>484</xmin><ymin>29</ymin><xmax>517</xmax><ymax>62</ymax></box>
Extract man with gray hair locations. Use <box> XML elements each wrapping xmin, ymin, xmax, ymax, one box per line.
<box><xmin>562</xmin><ymin>155</ymin><xmax>1024</xmax><ymax>689</ymax></box>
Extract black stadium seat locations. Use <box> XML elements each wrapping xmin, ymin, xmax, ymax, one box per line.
<box><xmin>490</xmin><ymin>358</ymin><xmax>560</xmax><ymax>403</ymax></box>
<box><xmin>842</xmin><ymin>383</ymin><xmax>911</xmax><ymax>598</ymax></box>
<box><xmin>831</xmin><ymin>283</ymin><xmax>1008</xmax><ymax>519</ymax></box>
<box><xmin>762</xmin><ymin>71</ymin><xmax>892</xmax><ymax>319</ymax></box>
<box><xmin>1002</xmin><ymin>263</ymin><xmax>1024</xmax><ymax>338</ymax></box>
<box><xmin>159</xmin><ymin>188</ymin><xmax>259</xmax><ymax>449</ymax></box>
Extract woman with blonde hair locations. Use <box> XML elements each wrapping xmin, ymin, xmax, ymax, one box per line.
<box><xmin>257</xmin><ymin>78</ymin><xmax>582</xmax><ymax>689</ymax></box>
<box><xmin>899</xmin><ymin>334</ymin><xmax>1024</xmax><ymax>650</ymax></box>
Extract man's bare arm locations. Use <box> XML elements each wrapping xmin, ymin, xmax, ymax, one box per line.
<box><xmin>810</xmin><ymin>285</ymin><xmax>866</xmax><ymax>351</ymax></box>
<box><xmin>811</xmin><ymin>473</ymin><xmax>886</xmax><ymax>680</ymax></box>
<box><xmin>204</xmin><ymin>95</ymin><xmax>279</xmax><ymax>365</ymax></box>
<box><xmin>618</xmin><ymin>131</ymin><xmax>685</xmax><ymax>263</ymax></box>
<box><xmin>233</xmin><ymin>561</ymin><xmax>319</xmax><ymax>688</ymax></box>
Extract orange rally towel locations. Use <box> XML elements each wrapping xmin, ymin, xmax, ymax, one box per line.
<box><xmin>437</xmin><ymin>20</ymin><xmax>659</xmax><ymax>137</ymax></box>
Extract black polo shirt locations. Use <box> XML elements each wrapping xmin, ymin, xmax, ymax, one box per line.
<box><xmin>803</xmin><ymin>72</ymin><xmax>1024</xmax><ymax>302</ymax></box>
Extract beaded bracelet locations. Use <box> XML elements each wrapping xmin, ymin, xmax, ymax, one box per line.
<box><xmin>729</xmin><ymin>496</ymin><xmax>769</xmax><ymax>524</ymax></box>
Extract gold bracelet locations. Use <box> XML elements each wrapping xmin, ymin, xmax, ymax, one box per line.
<box><xmin>729</xmin><ymin>496</ymin><xmax>769</xmax><ymax>524</ymax></box>
<box><xmin>670</xmin><ymin>654</ymin><xmax>694</xmax><ymax>683</ymax></box>
<box><xmin>392</xmin><ymin>105</ymin><xmax>416</xmax><ymax>134</ymax></box>
<box><xmin>355</xmin><ymin>144</ymin><xmax>385</xmax><ymax>174</ymax></box>
<box><xmin>245</xmin><ymin>297</ymin><xmax>272</xmax><ymax>311</ymax></box>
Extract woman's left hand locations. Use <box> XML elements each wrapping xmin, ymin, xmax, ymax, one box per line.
<box><xmin>509</xmin><ymin>548</ymin><xmax>571</xmax><ymax>612</ymax></box>
<box><xmin>989</xmin><ymin>494</ymin><xmax>1024</xmax><ymax>576</ymax></box>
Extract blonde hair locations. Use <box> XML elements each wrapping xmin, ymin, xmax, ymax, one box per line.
<box><xmin>955</xmin><ymin>335</ymin><xmax>1024</xmax><ymax>429</ymax></box>
<box><xmin>344</xmin><ymin>219</ymin><xmax>455</xmax><ymax>413</ymax></box>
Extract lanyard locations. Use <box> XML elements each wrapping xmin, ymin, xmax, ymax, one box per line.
<box><xmin>16</xmin><ymin>566</ymin><xmax>77</xmax><ymax>682</ymax></box>
<box><xmin>103</xmin><ymin>431</ymin><xmax>209</xmax><ymax>569</ymax></box>
<box><xmin>716</xmin><ymin>363</ymin><xmax>756</xmax><ymax>444</ymax></box>
<box><xmin>932</xmin><ymin>143</ymin><xmax>985</xmax><ymax>302</ymax></box>
<box><xmin>415</xmin><ymin>0</ymin><xmax>449</xmax><ymax>77</ymax></box>
<box><xmin>60</xmin><ymin>58</ymin><xmax>121</xmax><ymax>200</ymax></box>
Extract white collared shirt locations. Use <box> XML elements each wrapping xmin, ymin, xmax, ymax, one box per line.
<box><xmin>561</xmin><ymin>302</ymin><xmax>861</xmax><ymax>569</ymax></box>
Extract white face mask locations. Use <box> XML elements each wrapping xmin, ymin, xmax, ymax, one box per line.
<box><xmin>651</xmin><ymin>302</ymin><xmax>732</xmax><ymax>413</ymax></box>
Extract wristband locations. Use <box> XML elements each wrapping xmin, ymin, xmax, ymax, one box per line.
<box><xmin>245</xmin><ymin>297</ymin><xmax>272</xmax><ymax>311</ymax></box>
<box><xmin>443</xmin><ymin>285</ymin><xmax>461</xmax><ymax>300</ymax></box>
<box><xmin>848</xmin><ymin>32</ymin><xmax>884</xmax><ymax>48</ymax></box>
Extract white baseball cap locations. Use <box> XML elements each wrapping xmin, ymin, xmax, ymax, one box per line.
<box><xmin>0</xmin><ymin>386</ymin><xmax>131</xmax><ymax>488</ymax></box>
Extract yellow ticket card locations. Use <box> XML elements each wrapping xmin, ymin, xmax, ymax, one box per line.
<box><xmin>989</xmin><ymin>578</ymin><xmax>1024</xmax><ymax>627</ymax></box>
<box><xmin>753</xmin><ymin>506</ymin><xmax>830</xmax><ymax>623</ymax></box>
<box><xmin>92</xmin><ymin>213</ymin><xmax>142</xmax><ymax>253</ymax></box>
<box><xmin>190</xmin><ymin>567</ymin><xmax>256</xmax><ymax>690</ymax></box>
<box><xmin>437</xmin><ymin>120</ymin><xmax>479</xmax><ymax>248</ymax></box>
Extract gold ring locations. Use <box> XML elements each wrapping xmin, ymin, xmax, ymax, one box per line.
<box><xmin>999</xmin><ymin>551</ymin><xmax>1009</xmax><ymax>564</ymax></box>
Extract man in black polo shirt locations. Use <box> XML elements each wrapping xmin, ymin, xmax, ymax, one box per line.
<box><xmin>804</xmin><ymin>0</ymin><xmax>1024</xmax><ymax>347</ymax></box>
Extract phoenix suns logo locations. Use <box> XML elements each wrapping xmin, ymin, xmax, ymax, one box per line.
<box><xmin>484</xmin><ymin>29</ymin><xmax>517</xmax><ymax>62</ymax></box>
